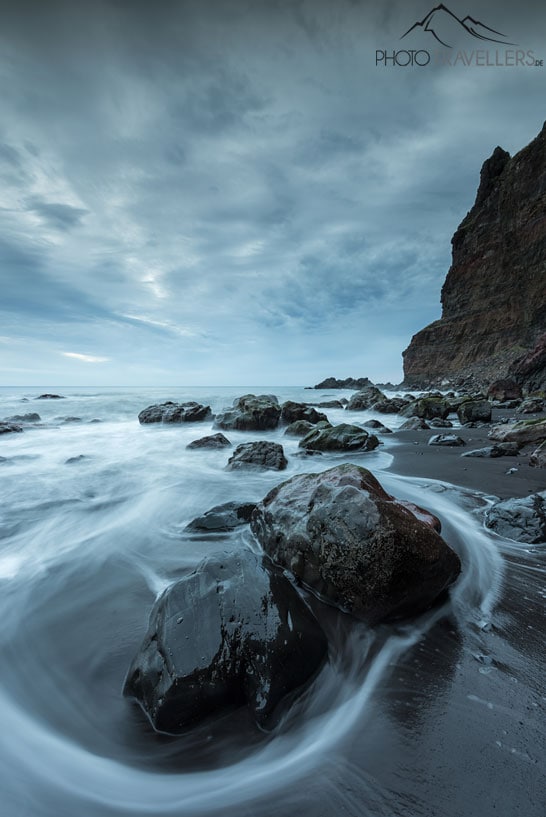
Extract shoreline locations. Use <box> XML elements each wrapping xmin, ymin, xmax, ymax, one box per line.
<box><xmin>385</xmin><ymin>411</ymin><xmax>545</xmax><ymax>501</ymax></box>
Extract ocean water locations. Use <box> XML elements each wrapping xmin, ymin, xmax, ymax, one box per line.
<box><xmin>0</xmin><ymin>387</ymin><xmax>544</xmax><ymax>817</ymax></box>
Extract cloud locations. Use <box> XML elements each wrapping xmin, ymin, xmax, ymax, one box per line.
<box><xmin>61</xmin><ymin>352</ymin><xmax>110</xmax><ymax>363</ymax></box>
<box><xmin>25</xmin><ymin>197</ymin><xmax>88</xmax><ymax>231</ymax></box>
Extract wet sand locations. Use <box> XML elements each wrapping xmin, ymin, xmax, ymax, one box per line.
<box><xmin>386</xmin><ymin>410</ymin><xmax>546</xmax><ymax>500</ymax></box>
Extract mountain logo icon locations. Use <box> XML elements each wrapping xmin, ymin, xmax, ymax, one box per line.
<box><xmin>401</xmin><ymin>4</ymin><xmax>516</xmax><ymax>48</ymax></box>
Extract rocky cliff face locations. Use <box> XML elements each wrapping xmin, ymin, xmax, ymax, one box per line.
<box><xmin>403</xmin><ymin>122</ymin><xmax>546</xmax><ymax>391</ymax></box>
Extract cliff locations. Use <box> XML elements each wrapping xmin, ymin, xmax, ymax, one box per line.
<box><xmin>402</xmin><ymin>122</ymin><xmax>546</xmax><ymax>390</ymax></box>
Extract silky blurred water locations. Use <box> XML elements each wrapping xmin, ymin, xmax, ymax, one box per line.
<box><xmin>0</xmin><ymin>387</ymin><xmax>543</xmax><ymax>817</ymax></box>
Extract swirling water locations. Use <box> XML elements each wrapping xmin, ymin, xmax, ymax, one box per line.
<box><xmin>0</xmin><ymin>387</ymin><xmax>544</xmax><ymax>817</ymax></box>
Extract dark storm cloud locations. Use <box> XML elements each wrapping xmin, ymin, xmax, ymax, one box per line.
<box><xmin>1</xmin><ymin>0</ymin><xmax>545</xmax><ymax>384</ymax></box>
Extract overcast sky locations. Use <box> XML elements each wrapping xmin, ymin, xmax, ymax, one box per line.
<box><xmin>1</xmin><ymin>0</ymin><xmax>545</xmax><ymax>387</ymax></box>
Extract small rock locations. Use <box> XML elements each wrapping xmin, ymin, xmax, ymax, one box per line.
<box><xmin>5</xmin><ymin>413</ymin><xmax>41</xmax><ymax>423</ymax></box>
<box><xmin>529</xmin><ymin>440</ymin><xmax>546</xmax><ymax>468</ymax></box>
<box><xmin>65</xmin><ymin>455</ymin><xmax>88</xmax><ymax>464</ymax></box>
<box><xmin>186</xmin><ymin>433</ymin><xmax>231</xmax><ymax>449</ymax></box>
<box><xmin>186</xmin><ymin>502</ymin><xmax>257</xmax><ymax>532</ymax></box>
<box><xmin>0</xmin><ymin>422</ymin><xmax>23</xmax><ymax>435</ymax></box>
<box><xmin>399</xmin><ymin>417</ymin><xmax>431</xmax><ymax>431</ymax></box>
<box><xmin>428</xmin><ymin>434</ymin><xmax>466</xmax><ymax>447</ymax></box>
<box><xmin>429</xmin><ymin>418</ymin><xmax>453</xmax><ymax>428</ymax></box>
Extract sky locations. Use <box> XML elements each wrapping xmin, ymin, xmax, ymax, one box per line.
<box><xmin>1</xmin><ymin>0</ymin><xmax>545</xmax><ymax>387</ymax></box>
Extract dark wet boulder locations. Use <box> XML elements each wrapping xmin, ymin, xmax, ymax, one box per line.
<box><xmin>314</xmin><ymin>400</ymin><xmax>343</xmax><ymax>409</ymax></box>
<box><xmin>186</xmin><ymin>502</ymin><xmax>257</xmax><ymax>532</ymax></box>
<box><xmin>346</xmin><ymin>386</ymin><xmax>386</xmax><ymax>410</ymax></box>
<box><xmin>457</xmin><ymin>400</ymin><xmax>492</xmax><ymax>424</ymax></box>
<box><xmin>5</xmin><ymin>413</ymin><xmax>41</xmax><ymax>423</ymax></box>
<box><xmin>214</xmin><ymin>394</ymin><xmax>280</xmax><ymax>431</ymax></box>
<box><xmin>399</xmin><ymin>417</ymin><xmax>430</xmax><ymax>430</ymax></box>
<box><xmin>36</xmin><ymin>394</ymin><xmax>64</xmax><ymax>399</ymax></box>
<box><xmin>0</xmin><ymin>422</ymin><xmax>23</xmax><ymax>435</ymax></box>
<box><xmin>485</xmin><ymin>492</ymin><xmax>546</xmax><ymax>543</ymax></box>
<box><xmin>529</xmin><ymin>441</ymin><xmax>546</xmax><ymax>468</ymax></box>
<box><xmin>428</xmin><ymin>434</ymin><xmax>466</xmax><ymax>447</ymax></box>
<box><xmin>400</xmin><ymin>398</ymin><xmax>450</xmax><ymax>420</ymax></box>
<box><xmin>186</xmin><ymin>433</ymin><xmax>231</xmax><ymax>449</ymax></box>
<box><xmin>284</xmin><ymin>420</ymin><xmax>316</xmax><ymax>437</ymax></box>
<box><xmin>250</xmin><ymin>464</ymin><xmax>460</xmax><ymax>623</ymax></box>
<box><xmin>123</xmin><ymin>548</ymin><xmax>327</xmax><ymax>732</ymax></box>
<box><xmin>371</xmin><ymin>397</ymin><xmax>410</xmax><ymax>414</ymax></box>
<box><xmin>487</xmin><ymin>379</ymin><xmax>522</xmax><ymax>402</ymax></box>
<box><xmin>226</xmin><ymin>441</ymin><xmax>288</xmax><ymax>471</ymax></box>
<box><xmin>280</xmin><ymin>401</ymin><xmax>327</xmax><ymax>425</ymax></box>
<box><xmin>516</xmin><ymin>397</ymin><xmax>545</xmax><ymax>414</ymax></box>
<box><xmin>299</xmin><ymin>423</ymin><xmax>379</xmax><ymax>453</ymax></box>
<box><xmin>462</xmin><ymin>443</ymin><xmax>519</xmax><ymax>458</ymax></box>
<box><xmin>138</xmin><ymin>401</ymin><xmax>212</xmax><ymax>424</ymax></box>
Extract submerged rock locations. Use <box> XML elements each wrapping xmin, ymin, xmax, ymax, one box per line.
<box><xmin>186</xmin><ymin>502</ymin><xmax>257</xmax><ymax>532</ymax></box>
<box><xmin>214</xmin><ymin>394</ymin><xmax>280</xmax><ymax>431</ymax></box>
<box><xmin>5</xmin><ymin>413</ymin><xmax>41</xmax><ymax>423</ymax></box>
<box><xmin>299</xmin><ymin>423</ymin><xmax>379</xmax><ymax>452</ymax></box>
<box><xmin>0</xmin><ymin>422</ymin><xmax>23</xmax><ymax>435</ymax></box>
<box><xmin>36</xmin><ymin>394</ymin><xmax>64</xmax><ymax>399</ymax></box>
<box><xmin>250</xmin><ymin>464</ymin><xmax>460</xmax><ymax>623</ymax></box>
<box><xmin>226</xmin><ymin>441</ymin><xmax>288</xmax><ymax>471</ymax></box>
<box><xmin>485</xmin><ymin>492</ymin><xmax>546</xmax><ymax>543</ymax></box>
<box><xmin>186</xmin><ymin>433</ymin><xmax>231</xmax><ymax>449</ymax></box>
<box><xmin>123</xmin><ymin>548</ymin><xmax>327</xmax><ymax>732</ymax></box>
<box><xmin>139</xmin><ymin>401</ymin><xmax>212</xmax><ymax>424</ymax></box>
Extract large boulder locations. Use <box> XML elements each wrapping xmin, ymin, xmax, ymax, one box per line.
<box><xmin>226</xmin><ymin>441</ymin><xmax>288</xmax><ymax>471</ymax></box>
<box><xmin>280</xmin><ymin>401</ymin><xmax>327</xmax><ymax>425</ymax></box>
<box><xmin>299</xmin><ymin>423</ymin><xmax>379</xmax><ymax>453</ymax></box>
<box><xmin>284</xmin><ymin>420</ymin><xmax>318</xmax><ymax>437</ymax></box>
<box><xmin>487</xmin><ymin>379</ymin><xmax>522</xmax><ymax>402</ymax></box>
<box><xmin>346</xmin><ymin>386</ymin><xmax>386</xmax><ymax>410</ymax></box>
<box><xmin>489</xmin><ymin>419</ymin><xmax>546</xmax><ymax>446</ymax></box>
<box><xmin>138</xmin><ymin>401</ymin><xmax>212</xmax><ymax>424</ymax></box>
<box><xmin>457</xmin><ymin>399</ymin><xmax>492</xmax><ymax>424</ymax></box>
<box><xmin>400</xmin><ymin>398</ymin><xmax>450</xmax><ymax>420</ymax></box>
<box><xmin>214</xmin><ymin>394</ymin><xmax>281</xmax><ymax>431</ymax></box>
<box><xmin>123</xmin><ymin>549</ymin><xmax>327</xmax><ymax>732</ymax></box>
<box><xmin>250</xmin><ymin>464</ymin><xmax>461</xmax><ymax>623</ymax></box>
<box><xmin>186</xmin><ymin>502</ymin><xmax>257</xmax><ymax>532</ymax></box>
<box><xmin>485</xmin><ymin>492</ymin><xmax>546</xmax><ymax>543</ymax></box>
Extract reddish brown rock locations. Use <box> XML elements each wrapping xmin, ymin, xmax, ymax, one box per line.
<box><xmin>403</xmin><ymin>124</ymin><xmax>546</xmax><ymax>388</ymax></box>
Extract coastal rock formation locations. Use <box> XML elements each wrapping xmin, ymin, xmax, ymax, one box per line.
<box><xmin>403</xmin><ymin>123</ymin><xmax>546</xmax><ymax>389</ymax></box>
<box><xmin>313</xmin><ymin>377</ymin><xmax>372</xmax><ymax>390</ymax></box>
<box><xmin>214</xmin><ymin>394</ymin><xmax>281</xmax><ymax>431</ymax></box>
<box><xmin>138</xmin><ymin>401</ymin><xmax>211</xmax><ymax>424</ymax></box>
<box><xmin>250</xmin><ymin>464</ymin><xmax>460</xmax><ymax>623</ymax></box>
<box><xmin>124</xmin><ymin>549</ymin><xmax>327</xmax><ymax>732</ymax></box>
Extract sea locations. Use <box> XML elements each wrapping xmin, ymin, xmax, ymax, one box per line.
<box><xmin>0</xmin><ymin>386</ymin><xmax>544</xmax><ymax>817</ymax></box>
